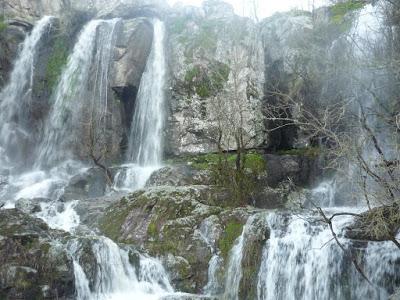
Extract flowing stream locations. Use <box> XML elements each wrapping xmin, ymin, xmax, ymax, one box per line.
<box><xmin>113</xmin><ymin>19</ymin><xmax>167</xmax><ymax>191</ymax></box>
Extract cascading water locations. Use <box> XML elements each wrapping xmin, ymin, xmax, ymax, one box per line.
<box><xmin>0</xmin><ymin>16</ymin><xmax>54</xmax><ymax>168</ymax></box>
<box><xmin>1</xmin><ymin>16</ymin><xmax>177</xmax><ymax>300</ymax></box>
<box><xmin>256</xmin><ymin>210</ymin><xmax>400</xmax><ymax>300</ymax></box>
<box><xmin>114</xmin><ymin>19</ymin><xmax>167</xmax><ymax>191</ymax></box>
<box><xmin>37</xmin><ymin>18</ymin><xmax>119</xmax><ymax>167</ymax></box>
<box><xmin>69</xmin><ymin>236</ymin><xmax>174</xmax><ymax>300</ymax></box>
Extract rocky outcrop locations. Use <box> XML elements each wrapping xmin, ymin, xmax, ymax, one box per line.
<box><xmin>165</xmin><ymin>0</ymin><xmax>265</xmax><ymax>156</ymax></box>
<box><xmin>0</xmin><ymin>209</ymin><xmax>74</xmax><ymax>299</ymax></box>
<box><xmin>97</xmin><ymin>185</ymin><xmax>259</xmax><ymax>293</ymax></box>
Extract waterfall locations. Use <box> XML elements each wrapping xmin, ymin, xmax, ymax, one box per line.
<box><xmin>37</xmin><ymin>18</ymin><xmax>119</xmax><ymax>168</ymax></box>
<box><xmin>69</xmin><ymin>236</ymin><xmax>173</xmax><ymax>300</ymax></box>
<box><xmin>127</xmin><ymin>19</ymin><xmax>166</xmax><ymax>167</ymax></box>
<box><xmin>222</xmin><ymin>216</ymin><xmax>258</xmax><ymax>300</ymax></box>
<box><xmin>256</xmin><ymin>211</ymin><xmax>400</xmax><ymax>300</ymax></box>
<box><xmin>0</xmin><ymin>16</ymin><xmax>54</xmax><ymax>168</ymax></box>
<box><xmin>114</xmin><ymin>19</ymin><xmax>167</xmax><ymax>191</ymax></box>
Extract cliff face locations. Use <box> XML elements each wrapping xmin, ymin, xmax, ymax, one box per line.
<box><xmin>165</xmin><ymin>1</ymin><xmax>265</xmax><ymax>155</ymax></box>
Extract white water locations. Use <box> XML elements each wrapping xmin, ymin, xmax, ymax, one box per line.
<box><xmin>127</xmin><ymin>19</ymin><xmax>166</xmax><ymax>167</ymax></box>
<box><xmin>114</xmin><ymin>19</ymin><xmax>167</xmax><ymax>191</ymax></box>
<box><xmin>37</xmin><ymin>18</ymin><xmax>119</xmax><ymax>167</ymax></box>
<box><xmin>222</xmin><ymin>216</ymin><xmax>258</xmax><ymax>300</ymax></box>
<box><xmin>69</xmin><ymin>237</ymin><xmax>173</xmax><ymax>300</ymax></box>
<box><xmin>0</xmin><ymin>16</ymin><xmax>54</xmax><ymax>168</ymax></box>
<box><xmin>256</xmin><ymin>210</ymin><xmax>400</xmax><ymax>300</ymax></box>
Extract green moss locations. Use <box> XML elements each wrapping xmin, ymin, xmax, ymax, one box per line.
<box><xmin>98</xmin><ymin>205</ymin><xmax>131</xmax><ymax>241</ymax></box>
<box><xmin>278</xmin><ymin>146</ymin><xmax>321</xmax><ymax>158</ymax></box>
<box><xmin>147</xmin><ymin>221</ymin><xmax>158</xmax><ymax>238</ymax></box>
<box><xmin>45</xmin><ymin>36</ymin><xmax>68</xmax><ymax>91</ymax></box>
<box><xmin>218</xmin><ymin>221</ymin><xmax>244</xmax><ymax>259</ymax></box>
<box><xmin>0</xmin><ymin>17</ymin><xmax>7</xmax><ymax>32</ymax></box>
<box><xmin>330</xmin><ymin>0</ymin><xmax>366</xmax><ymax>24</ymax></box>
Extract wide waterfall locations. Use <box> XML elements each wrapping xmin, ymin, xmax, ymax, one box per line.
<box><xmin>37</xmin><ymin>19</ymin><xmax>119</xmax><ymax>167</ymax></box>
<box><xmin>114</xmin><ymin>19</ymin><xmax>167</xmax><ymax>191</ymax></box>
<box><xmin>0</xmin><ymin>1</ymin><xmax>399</xmax><ymax>300</ymax></box>
<box><xmin>0</xmin><ymin>16</ymin><xmax>54</xmax><ymax>169</ymax></box>
<box><xmin>257</xmin><ymin>210</ymin><xmax>400</xmax><ymax>300</ymax></box>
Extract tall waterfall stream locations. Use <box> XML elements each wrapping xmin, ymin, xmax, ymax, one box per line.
<box><xmin>0</xmin><ymin>3</ymin><xmax>399</xmax><ymax>300</ymax></box>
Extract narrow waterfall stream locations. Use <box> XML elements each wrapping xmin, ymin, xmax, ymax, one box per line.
<box><xmin>0</xmin><ymin>16</ymin><xmax>54</xmax><ymax>168</ymax></box>
<box><xmin>114</xmin><ymin>19</ymin><xmax>166</xmax><ymax>191</ymax></box>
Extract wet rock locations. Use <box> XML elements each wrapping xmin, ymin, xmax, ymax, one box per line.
<box><xmin>263</xmin><ymin>154</ymin><xmax>322</xmax><ymax>188</ymax></box>
<box><xmin>146</xmin><ymin>165</ymin><xmax>213</xmax><ymax>187</ymax></box>
<box><xmin>74</xmin><ymin>193</ymin><xmax>124</xmax><ymax>228</ymax></box>
<box><xmin>14</xmin><ymin>197</ymin><xmax>50</xmax><ymax>214</ymax></box>
<box><xmin>62</xmin><ymin>167</ymin><xmax>109</xmax><ymax>201</ymax></box>
<box><xmin>0</xmin><ymin>209</ymin><xmax>74</xmax><ymax>299</ymax></box>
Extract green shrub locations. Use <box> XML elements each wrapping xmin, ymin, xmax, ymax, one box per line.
<box><xmin>330</xmin><ymin>1</ymin><xmax>366</xmax><ymax>24</ymax></box>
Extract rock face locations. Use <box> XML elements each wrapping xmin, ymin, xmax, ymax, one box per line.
<box><xmin>165</xmin><ymin>0</ymin><xmax>265</xmax><ymax>156</ymax></box>
<box><xmin>0</xmin><ymin>209</ymin><xmax>74</xmax><ymax>299</ymax></box>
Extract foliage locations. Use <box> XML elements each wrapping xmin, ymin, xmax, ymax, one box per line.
<box><xmin>184</xmin><ymin>62</ymin><xmax>230</xmax><ymax>98</ymax></box>
<box><xmin>45</xmin><ymin>36</ymin><xmax>68</xmax><ymax>90</ymax></box>
<box><xmin>330</xmin><ymin>1</ymin><xmax>366</xmax><ymax>24</ymax></box>
<box><xmin>218</xmin><ymin>221</ymin><xmax>244</xmax><ymax>259</ymax></box>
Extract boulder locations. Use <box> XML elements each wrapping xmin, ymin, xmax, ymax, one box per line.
<box><xmin>62</xmin><ymin>167</ymin><xmax>109</xmax><ymax>201</ymax></box>
<box><xmin>0</xmin><ymin>209</ymin><xmax>74</xmax><ymax>299</ymax></box>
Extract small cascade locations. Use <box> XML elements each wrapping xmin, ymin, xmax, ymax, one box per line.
<box><xmin>310</xmin><ymin>180</ymin><xmax>336</xmax><ymax>208</ymax></box>
<box><xmin>69</xmin><ymin>236</ymin><xmax>173</xmax><ymax>300</ymax></box>
<box><xmin>256</xmin><ymin>211</ymin><xmax>400</xmax><ymax>300</ymax></box>
<box><xmin>222</xmin><ymin>216</ymin><xmax>257</xmax><ymax>300</ymax></box>
<box><xmin>0</xmin><ymin>16</ymin><xmax>54</xmax><ymax>168</ymax></box>
<box><xmin>37</xmin><ymin>18</ymin><xmax>119</xmax><ymax>168</ymax></box>
<box><xmin>114</xmin><ymin>19</ymin><xmax>167</xmax><ymax>191</ymax></box>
